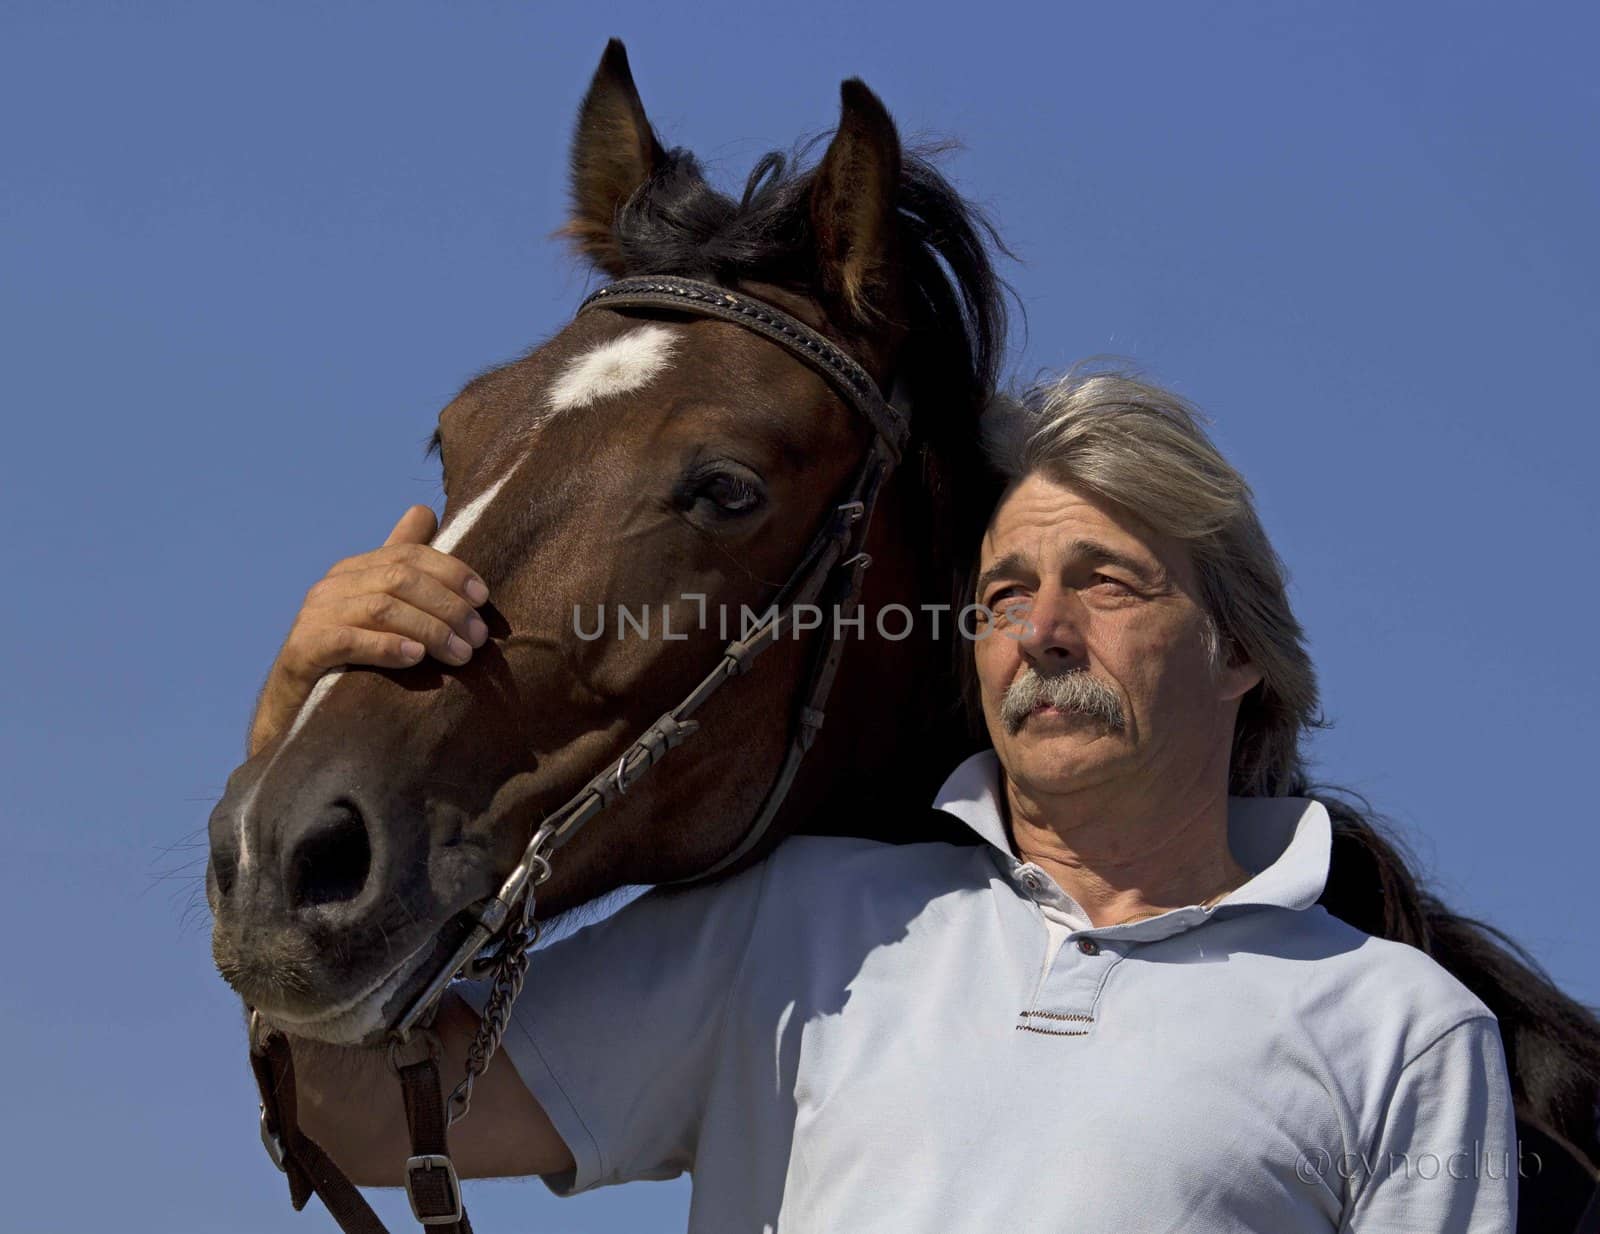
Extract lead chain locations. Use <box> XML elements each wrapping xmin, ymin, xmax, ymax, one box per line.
<box><xmin>447</xmin><ymin>863</ymin><xmax>551</xmax><ymax>1126</ymax></box>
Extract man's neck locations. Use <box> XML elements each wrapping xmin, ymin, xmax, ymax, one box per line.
<box><xmin>1003</xmin><ymin>764</ymin><xmax>1249</xmax><ymax>929</ymax></box>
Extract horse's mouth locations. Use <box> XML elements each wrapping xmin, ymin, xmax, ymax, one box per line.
<box><xmin>252</xmin><ymin>908</ymin><xmax>485</xmax><ymax>1047</ymax></box>
<box><xmin>253</xmin><ymin>934</ymin><xmax>436</xmax><ymax>1046</ymax></box>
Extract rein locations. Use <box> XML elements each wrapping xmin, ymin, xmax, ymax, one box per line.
<box><xmin>249</xmin><ymin>275</ymin><xmax>911</xmax><ymax>1233</ymax></box>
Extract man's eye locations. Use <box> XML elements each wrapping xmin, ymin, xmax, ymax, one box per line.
<box><xmin>1090</xmin><ymin>574</ymin><xmax>1134</xmax><ymax>595</ymax></box>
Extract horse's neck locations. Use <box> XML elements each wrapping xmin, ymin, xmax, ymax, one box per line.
<box><xmin>787</xmin><ymin>457</ymin><xmax>987</xmax><ymax>846</ymax></box>
<box><xmin>798</xmin><ymin>720</ymin><xmax>984</xmax><ymax>847</ymax></box>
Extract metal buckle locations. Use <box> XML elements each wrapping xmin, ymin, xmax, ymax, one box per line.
<box><xmin>404</xmin><ymin>1154</ymin><xmax>464</xmax><ymax>1225</ymax></box>
<box><xmin>387</xmin><ymin>1026</ymin><xmax>442</xmax><ymax>1076</ymax></box>
<box><xmin>259</xmin><ymin>1105</ymin><xmax>288</xmax><ymax>1173</ymax></box>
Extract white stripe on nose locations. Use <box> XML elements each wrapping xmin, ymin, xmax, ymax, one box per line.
<box><xmin>235</xmin><ymin>669</ymin><xmax>346</xmax><ymax>877</ymax></box>
<box><xmin>433</xmin><ymin>469</ymin><xmax>513</xmax><ymax>555</ymax></box>
<box><xmin>233</xmin><ymin>464</ymin><xmax>517</xmax><ymax>876</ymax></box>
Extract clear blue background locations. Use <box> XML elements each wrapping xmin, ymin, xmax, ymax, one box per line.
<box><xmin>3</xmin><ymin>3</ymin><xmax>1595</xmax><ymax>1230</ymax></box>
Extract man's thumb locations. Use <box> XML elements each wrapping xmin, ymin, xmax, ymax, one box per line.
<box><xmin>383</xmin><ymin>504</ymin><xmax>439</xmax><ymax>547</ymax></box>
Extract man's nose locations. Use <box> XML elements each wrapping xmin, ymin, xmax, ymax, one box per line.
<box><xmin>1013</xmin><ymin>585</ymin><xmax>1088</xmax><ymax>669</ymax></box>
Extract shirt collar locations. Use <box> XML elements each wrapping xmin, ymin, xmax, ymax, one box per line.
<box><xmin>931</xmin><ymin>750</ymin><xmax>1332</xmax><ymax>937</ymax></box>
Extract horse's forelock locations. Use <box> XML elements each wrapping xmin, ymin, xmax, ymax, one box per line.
<box><xmin>611</xmin><ymin>143</ymin><xmax>1011</xmax><ymax>440</ymax></box>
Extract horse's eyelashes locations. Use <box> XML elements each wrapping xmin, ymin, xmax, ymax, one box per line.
<box><xmin>705</xmin><ymin>475</ymin><xmax>761</xmax><ymax>513</ymax></box>
<box><xmin>678</xmin><ymin>463</ymin><xmax>767</xmax><ymax>520</ymax></box>
<box><xmin>424</xmin><ymin>428</ymin><xmax>450</xmax><ymax>494</ymax></box>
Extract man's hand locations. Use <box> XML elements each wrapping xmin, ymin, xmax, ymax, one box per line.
<box><xmin>247</xmin><ymin>506</ymin><xmax>492</xmax><ymax>756</ymax></box>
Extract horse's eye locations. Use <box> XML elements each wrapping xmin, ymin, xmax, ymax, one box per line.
<box><xmin>680</xmin><ymin>464</ymin><xmax>767</xmax><ymax>519</ymax></box>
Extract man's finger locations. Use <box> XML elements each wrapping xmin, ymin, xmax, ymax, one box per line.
<box><xmin>331</xmin><ymin>564</ymin><xmax>489</xmax><ymax>649</ymax></box>
<box><xmin>305</xmin><ymin>626</ymin><xmax>429</xmax><ymax>673</ymax></box>
<box><xmin>383</xmin><ymin>505</ymin><xmax>438</xmax><ymax>547</ymax></box>
<box><xmin>322</xmin><ymin>543</ymin><xmax>490</xmax><ymax>606</ymax></box>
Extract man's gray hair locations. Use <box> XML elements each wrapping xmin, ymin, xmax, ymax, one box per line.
<box><xmin>980</xmin><ymin>365</ymin><xmax>1320</xmax><ymax>797</ymax></box>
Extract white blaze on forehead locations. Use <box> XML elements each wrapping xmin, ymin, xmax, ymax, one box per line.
<box><xmin>546</xmin><ymin>324</ymin><xmax>678</xmax><ymax>413</ymax></box>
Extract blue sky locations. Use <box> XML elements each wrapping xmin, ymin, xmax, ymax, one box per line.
<box><xmin>3</xmin><ymin>3</ymin><xmax>1596</xmax><ymax>1230</ymax></box>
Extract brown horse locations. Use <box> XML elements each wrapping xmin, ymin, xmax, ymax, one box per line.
<box><xmin>207</xmin><ymin>40</ymin><xmax>1599</xmax><ymax>1232</ymax></box>
<box><xmin>206</xmin><ymin>39</ymin><xmax>1000</xmax><ymax>1047</ymax></box>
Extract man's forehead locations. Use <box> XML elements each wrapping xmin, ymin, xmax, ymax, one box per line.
<box><xmin>979</xmin><ymin>471</ymin><xmax>1196</xmax><ymax>588</ymax></box>
<box><xmin>984</xmin><ymin>474</ymin><xmax>1153</xmax><ymax>556</ymax></box>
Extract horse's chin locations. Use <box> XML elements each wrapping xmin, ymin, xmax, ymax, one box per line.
<box><xmin>256</xmin><ymin>912</ymin><xmax>478</xmax><ymax>1048</ymax></box>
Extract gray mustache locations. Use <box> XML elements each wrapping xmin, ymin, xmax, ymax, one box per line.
<box><xmin>999</xmin><ymin>667</ymin><xmax>1126</xmax><ymax>735</ymax></box>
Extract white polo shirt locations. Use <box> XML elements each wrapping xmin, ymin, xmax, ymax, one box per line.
<box><xmin>470</xmin><ymin>751</ymin><xmax>1516</xmax><ymax>1232</ymax></box>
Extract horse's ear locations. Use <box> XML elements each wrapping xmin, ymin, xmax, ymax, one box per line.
<box><xmin>562</xmin><ymin>39</ymin><xmax>665</xmax><ymax>275</ymax></box>
<box><xmin>810</xmin><ymin>80</ymin><xmax>903</xmax><ymax>327</ymax></box>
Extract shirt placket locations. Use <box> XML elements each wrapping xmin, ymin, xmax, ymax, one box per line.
<box><xmin>1003</xmin><ymin>858</ymin><xmax>1125</xmax><ymax>1038</ymax></box>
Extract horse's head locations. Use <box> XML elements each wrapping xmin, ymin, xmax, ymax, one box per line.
<box><xmin>206</xmin><ymin>41</ymin><xmax>1005</xmax><ymax>1044</ymax></box>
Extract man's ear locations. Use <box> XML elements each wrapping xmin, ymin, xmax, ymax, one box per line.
<box><xmin>809</xmin><ymin>79</ymin><xmax>903</xmax><ymax>329</ymax></box>
<box><xmin>1216</xmin><ymin>656</ymin><xmax>1264</xmax><ymax>704</ymax></box>
<box><xmin>560</xmin><ymin>39</ymin><xmax>665</xmax><ymax>275</ymax></box>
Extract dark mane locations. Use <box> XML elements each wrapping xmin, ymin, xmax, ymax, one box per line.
<box><xmin>612</xmin><ymin>144</ymin><xmax>1010</xmax><ymax>454</ymax></box>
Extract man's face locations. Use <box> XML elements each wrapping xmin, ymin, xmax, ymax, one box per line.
<box><xmin>972</xmin><ymin>471</ymin><xmax>1260</xmax><ymax>802</ymax></box>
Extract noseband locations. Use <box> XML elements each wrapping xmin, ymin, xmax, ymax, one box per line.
<box><xmin>250</xmin><ymin>275</ymin><xmax>911</xmax><ymax>1233</ymax></box>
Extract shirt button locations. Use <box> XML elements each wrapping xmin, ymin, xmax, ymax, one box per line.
<box><xmin>1076</xmin><ymin>937</ymin><xmax>1101</xmax><ymax>956</ymax></box>
<box><xmin>1020</xmin><ymin>870</ymin><xmax>1044</xmax><ymax>893</ymax></box>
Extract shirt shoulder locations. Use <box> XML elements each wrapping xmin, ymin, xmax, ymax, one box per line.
<box><xmin>1291</xmin><ymin>905</ymin><xmax>1495</xmax><ymax>1035</ymax></box>
<box><xmin>718</xmin><ymin>834</ymin><xmax>1002</xmax><ymax>1002</ymax></box>
<box><xmin>1241</xmin><ymin>904</ymin><xmax>1502</xmax><ymax>1126</ymax></box>
<box><xmin>760</xmin><ymin>834</ymin><xmax>997</xmax><ymax>923</ymax></box>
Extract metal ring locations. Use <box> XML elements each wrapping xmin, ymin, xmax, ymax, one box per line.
<box><xmin>386</xmin><ymin>1027</ymin><xmax>441</xmax><ymax>1075</ymax></box>
<box><xmin>613</xmin><ymin>753</ymin><xmax>630</xmax><ymax>796</ymax></box>
<box><xmin>446</xmin><ymin>1078</ymin><xmax>473</xmax><ymax>1126</ymax></box>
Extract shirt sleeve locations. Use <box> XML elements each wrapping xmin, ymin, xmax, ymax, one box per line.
<box><xmin>456</xmin><ymin>856</ymin><xmax>772</xmax><ymax>1196</ymax></box>
<box><xmin>1345</xmin><ymin>1014</ymin><xmax>1518</xmax><ymax>1233</ymax></box>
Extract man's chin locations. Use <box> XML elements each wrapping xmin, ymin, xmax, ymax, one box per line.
<box><xmin>1000</xmin><ymin>728</ymin><xmax>1123</xmax><ymax>791</ymax></box>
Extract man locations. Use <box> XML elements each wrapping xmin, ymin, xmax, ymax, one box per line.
<box><xmin>267</xmin><ymin>369</ymin><xmax>1516</xmax><ymax>1230</ymax></box>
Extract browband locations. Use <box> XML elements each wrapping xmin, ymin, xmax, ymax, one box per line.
<box><xmin>579</xmin><ymin>275</ymin><xmax>908</xmax><ymax>461</ymax></box>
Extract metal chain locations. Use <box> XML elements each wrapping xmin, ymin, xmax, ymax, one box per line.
<box><xmin>446</xmin><ymin>859</ymin><xmax>551</xmax><ymax>1126</ymax></box>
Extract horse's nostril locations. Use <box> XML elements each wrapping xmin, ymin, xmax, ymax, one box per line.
<box><xmin>210</xmin><ymin>850</ymin><xmax>237</xmax><ymax>900</ymax></box>
<box><xmin>286</xmin><ymin>801</ymin><xmax>373</xmax><ymax>912</ymax></box>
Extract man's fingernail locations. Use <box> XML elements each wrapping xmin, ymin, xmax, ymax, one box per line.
<box><xmin>447</xmin><ymin>634</ymin><xmax>472</xmax><ymax>661</ymax></box>
<box><xmin>465</xmin><ymin>578</ymin><xmax>489</xmax><ymax>605</ymax></box>
<box><xmin>400</xmin><ymin>640</ymin><xmax>425</xmax><ymax>661</ymax></box>
<box><xmin>467</xmin><ymin>616</ymin><xmax>488</xmax><ymax>646</ymax></box>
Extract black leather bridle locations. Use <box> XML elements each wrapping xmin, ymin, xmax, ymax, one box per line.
<box><xmin>249</xmin><ymin>275</ymin><xmax>911</xmax><ymax>1233</ymax></box>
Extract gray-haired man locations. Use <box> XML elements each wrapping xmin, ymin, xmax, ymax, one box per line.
<box><xmin>268</xmin><ymin>370</ymin><xmax>1516</xmax><ymax>1231</ymax></box>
